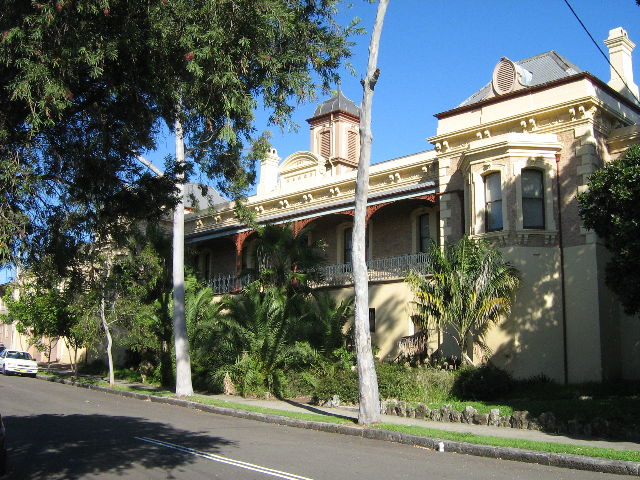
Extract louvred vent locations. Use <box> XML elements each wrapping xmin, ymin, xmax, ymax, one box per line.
<box><xmin>493</xmin><ymin>59</ymin><xmax>516</xmax><ymax>95</ymax></box>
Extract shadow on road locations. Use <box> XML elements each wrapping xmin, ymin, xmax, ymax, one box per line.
<box><xmin>3</xmin><ymin>413</ymin><xmax>236</xmax><ymax>479</ymax></box>
<box><xmin>281</xmin><ymin>399</ymin><xmax>356</xmax><ymax>421</ymax></box>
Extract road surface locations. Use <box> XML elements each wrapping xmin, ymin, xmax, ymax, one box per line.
<box><xmin>0</xmin><ymin>374</ymin><xmax>624</xmax><ymax>479</ymax></box>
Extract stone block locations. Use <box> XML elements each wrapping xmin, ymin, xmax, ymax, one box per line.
<box><xmin>580</xmin><ymin>152</ymin><xmax>599</xmax><ymax>165</ymax></box>
<box><xmin>462</xmin><ymin>406</ymin><xmax>477</xmax><ymax>424</ymax></box>
<box><xmin>510</xmin><ymin>411</ymin><xmax>530</xmax><ymax>429</ymax></box>
<box><xmin>450</xmin><ymin>410</ymin><xmax>463</xmax><ymax>423</ymax></box>
<box><xmin>386</xmin><ymin>402</ymin><xmax>397</xmax><ymax>416</ymax></box>
<box><xmin>488</xmin><ymin>409</ymin><xmax>500</xmax><ymax>426</ymax></box>
<box><xmin>576</xmin><ymin>164</ymin><xmax>596</xmax><ymax>176</ymax></box>
<box><xmin>574</xmin><ymin>125</ymin><xmax>594</xmax><ymax>142</ymax></box>
<box><xmin>472</xmin><ymin>413</ymin><xmax>489</xmax><ymax>425</ymax></box>
<box><xmin>440</xmin><ymin>404</ymin><xmax>452</xmax><ymax>422</ymax></box>
<box><xmin>576</xmin><ymin>143</ymin><xmax>596</xmax><ymax>157</ymax></box>
<box><xmin>539</xmin><ymin>412</ymin><xmax>556</xmax><ymax>432</ymax></box>
<box><xmin>415</xmin><ymin>403</ymin><xmax>429</xmax><ymax>419</ymax></box>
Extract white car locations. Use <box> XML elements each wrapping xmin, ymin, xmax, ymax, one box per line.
<box><xmin>0</xmin><ymin>350</ymin><xmax>38</xmax><ymax>377</ymax></box>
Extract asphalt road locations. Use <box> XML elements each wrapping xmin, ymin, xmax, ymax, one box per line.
<box><xmin>0</xmin><ymin>374</ymin><xmax>626</xmax><ymax>479</ymax></box>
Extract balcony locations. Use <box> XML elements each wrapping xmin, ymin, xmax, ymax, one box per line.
<box><xmin>207</xmin><ymin>252</ymin><xmax>429</xmax><ymax>294</ymax></box>
<box><xmin>312</xmin><ymin>252</ymin><xmax>429</xmax><ymax>287</ymax></box>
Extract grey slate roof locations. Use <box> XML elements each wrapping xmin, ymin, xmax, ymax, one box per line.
<box><xmin>313</xmin><ymin>88</ymin><xmax>360</xmax><ymax>117</ymax></box>
<box><xmin>184</xmin><ymin>182</ymin><xmax>226</xmax><ymax>210</ymax></box>
<box><xmin>458</xmin><ymin>51</ymin><xmax>583</xmax><ymax>108</ymax></box>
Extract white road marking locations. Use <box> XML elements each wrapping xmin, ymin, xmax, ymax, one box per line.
<box><xmin>136</xmin><ymin>436</ymin><xmax>314</xmax><ymax>480</ymax></box>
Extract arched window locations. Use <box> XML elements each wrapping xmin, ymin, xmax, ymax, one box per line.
<box><xmin>522</xmin><ymin>169</ymin><xmax>544</xmax><ymax>229</ymax></box>
<box><xmin>484</xmin><ymin>172</ymin><xmax>503</xmax><ymax>232</ymax></box>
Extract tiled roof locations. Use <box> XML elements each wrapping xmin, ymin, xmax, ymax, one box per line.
<box><xmin>184</xmin><ymin>182</ymin><xmax>226</xmax><ymax>210</ymax></box>
<box><xmin>313</xmin><ymin>88</ymin><xmax>360</xmax><ymax>118</ymax></box>
<box><xmin>458</xmin><ymin>51</ymin><xmax>583</xmax><ymax>108</ymax></box>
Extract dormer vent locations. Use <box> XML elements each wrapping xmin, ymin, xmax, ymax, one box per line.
<box><xmin>492</xmin><ymin>58</ymin><xmax>532</xmax><ymax>95</ymax></box>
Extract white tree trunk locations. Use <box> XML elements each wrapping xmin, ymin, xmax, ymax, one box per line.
<box><xmin>353</xmin><ymin>0</ymin><xmax>388</xmax><ymax>425</ymax></box>
<box><xmin>100</xmin><ymin>294</ymin><xmax>115</xmax><ymax>386</ymax></box>
<box><xmin>100</xmin><ymin>255</ymin><xmax>116</xmax><ymax>386</ymax></box>
<box><xmin>173</xmin><ymin>110</ymin><xmax>194</xmax><ymax>397</ymax></box>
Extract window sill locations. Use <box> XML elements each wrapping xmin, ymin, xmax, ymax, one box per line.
<box><xmin>515</xmin><ymin>229</ymin><xmax>557</xmax><ymax>245</ymax></box>
<box><xmin>471</xmin><ymin>231</ymin><xmax>510</xmax><ymax>245</ymax></box>
<box><xmin>471</xmin><ymin>229</ymin><xmax>558</xmax><ymax>246</ymax></box>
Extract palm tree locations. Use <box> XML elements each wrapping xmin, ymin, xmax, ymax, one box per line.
<box><xmin>205</xmin><ymin>282</ymin><xmax>318</xmax><ymax>395</ymax></box>
<box><xmin>249</xmin><ymin>223</ymin><xmax>326</xmax><ymax>294</ymax></box>
<box><xmin>405</xmin><ymin>235</ymin><xmax>522</xmax><ymax>365</ymax></box>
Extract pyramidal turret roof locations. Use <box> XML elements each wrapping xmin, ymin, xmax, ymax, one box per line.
<box><xmin>312</xmin><ymin>86</ymin><xmax>360</xmax><ymax>118</ymax></box>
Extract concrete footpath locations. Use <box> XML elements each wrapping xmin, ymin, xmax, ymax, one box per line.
<box><xmin>37</xmin><ymin>365</ymin><xmax>640</xmax><ymax>477</ymax></box>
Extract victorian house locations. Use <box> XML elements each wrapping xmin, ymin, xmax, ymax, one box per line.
<box><xmin>186</xmin><ymin>27</ymin><xmax>640</xmax><ymax>383</ymax></box>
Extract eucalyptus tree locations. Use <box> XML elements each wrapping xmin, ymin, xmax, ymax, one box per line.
<box><xmin>2</xmin><ymin>0</ymin><xmax>360</xmax><ymax>396</ymax></box>
<box><xmin>352</xmin><ymin>0</ymin><xmax>389</xmax><ymax>425</ymax></box>
<box><xmin>405</xmin><ymin>236</ymin><xmax>522</xmax><ymax>365</ymax></box>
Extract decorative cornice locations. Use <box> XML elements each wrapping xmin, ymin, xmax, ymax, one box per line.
<box><xmin>434</xmin><ymin>72</ymin><xmax>640</xmax><ymax>121</ymax></box>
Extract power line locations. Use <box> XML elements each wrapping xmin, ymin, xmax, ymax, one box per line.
<box><xmin>563</xmin><ymin>0</ymin><xmax>639</xmax><ymax>103</ymax></box>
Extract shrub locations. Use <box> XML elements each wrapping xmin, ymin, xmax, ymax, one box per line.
<box><xmin>376</xmin><ymin>363</ymin><xmax>425</xmax><ymax>401</ymax></box>
<box><xmin>79</xmin><ymin>358</ymin><xmax>108</xmax><ymax>376</ymax></box>
<box><xmin>452</xmin><ymin>364</ymin><xmax>514</xmax><ymax>401</ymax></box>
<box><xmin>313</xmin><ymin>368</ymin><xmax>359</xmax><ymax>405</ymax></box>
<box><xmin>312</xmin><ymin>363</ymin><xmax>459</xmax><ymax>404</ymax></box>
<box><xmin>417</xmin><ymin>367</ymin><xmax>457</xmax><ymax>403</ymax></box>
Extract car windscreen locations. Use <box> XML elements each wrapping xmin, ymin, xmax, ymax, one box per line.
<box><xmin>6</xmin><ymin>352</ymin><xmax>33</xmax><ymax>360</ymax></box>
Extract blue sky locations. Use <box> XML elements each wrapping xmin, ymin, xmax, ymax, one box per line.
<box><xmin>149</xmin><ymin>0</ymin><xmax>639</xmax><ymax>171</ymax></box>
<box><xmin>2</xmin><ymin>0</ymin><xmax>638</xmax><ymax>284</ymax></box>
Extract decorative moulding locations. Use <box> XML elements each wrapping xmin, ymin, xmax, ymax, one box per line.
<box><xmin>515</xmin><ymin>230</ymin><xmax>558</xmax><ymax>246</ymax></box>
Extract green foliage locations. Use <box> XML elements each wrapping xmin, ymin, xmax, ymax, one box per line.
<box><xmin>248</xmin><ymin>222</ymin><xmax>328</xmax><ymax>292</ymax></box>
<box><xmin>578</xmin><ymin>144</ymin><xmax>640</xmax><ymax>316</ymax></box>
<box><xmin>0</xmin><ymin>0</ymin><xmax>360</xmax><ymax>270</ymax></box>
<box><xmin>376</xmin><ymin>363</ymin><xmax>426</xmax><ymax>401</ymax></box>
<box><xmin>405</xmin><ymin>235</ymin><xmax>522</xmax><ymax>363</ymax></box>
<box><xmin>187</xmin><ymin>223</ymin><xmax>352</xmax><ymax>397</ymax></box>
<box><xmin>314</xmin><ymin>368</ymin><xmax>360</xmax><ymax>404</ymax></box>
<box><xmin>452</xmin><ymin>364</ymin><xmax>515</xmax><ymax>401</ymax></box>
<box><xmin>312</xmin><ymin>364</ymin><xmax>458</xmax><ymax>405</ymax></box>
<box><xmin>79</xmin><ymin>359</ymin><xmax>109</xmax><ymax>376</ymax></box>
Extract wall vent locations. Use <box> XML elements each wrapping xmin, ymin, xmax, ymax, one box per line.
<box><xmin>491</xmin><ymin>57</ymin><xmax>532</xmax><ymax>96</ymax></box>
<box><xmin>493</xmin><ymin>58</ymin><xmax>516</xmax><ymax>95</ymax></box>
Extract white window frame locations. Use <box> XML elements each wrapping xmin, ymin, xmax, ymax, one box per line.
<box><xmin>471</xmin><ymin>163</ymin><xmax>509</xmax><ymax>236</ymax></box>
<box><xmin>513</xmin><ymin>160</ymin><xmax>556</xmax><ymax>243</ymax></box>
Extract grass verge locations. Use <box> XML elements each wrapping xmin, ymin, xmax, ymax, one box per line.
<box><xmin>375</xmin><ymin>423</ymin><xmax>640</xmax><ymax>463</ymax></box>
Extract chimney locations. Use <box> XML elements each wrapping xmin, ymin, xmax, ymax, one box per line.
<box><xmin>604</xmin><ymin>27</ymin><xmax>639</xmax><ymax>103</ymax></box>
<box><xmin>256</xmin><ymin>148</ymin><xmax>280</xmax><ymax>195</ymax></box>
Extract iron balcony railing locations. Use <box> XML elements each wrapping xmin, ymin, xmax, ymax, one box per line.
<box><xmin>207</xmin><ymin>273</ymin><xmax>252</xmax><ymax>294</ymax></box>
<box><xmin>312</xmin><ymin>252</ymin><xmax>429</xmax><ymax>287</ymax></box>
<box><xmin>207</xmin><ymin>252</ymin><xmax>429</xmax><ymax>294</ymax></box>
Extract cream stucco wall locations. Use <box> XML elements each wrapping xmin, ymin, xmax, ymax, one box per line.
<box><xmin>487</xmin><ymin>246</ymin><xmax>565</xmax><ymax>381</ymax></box>
<box><xmin>324</xmin><ymin>281</ymin><xmax>416</xmax><ymax>361</ymax></box>
<box><xmin>563</xmin><ymin>243</ymin><xmax>605</xmax><ymax>383</ymax></box>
